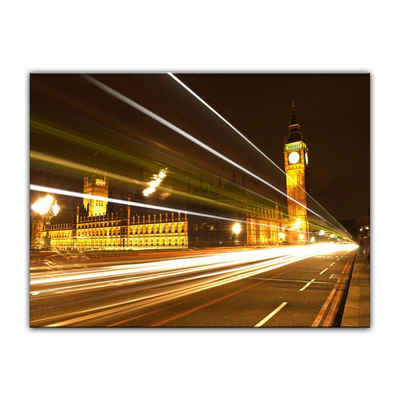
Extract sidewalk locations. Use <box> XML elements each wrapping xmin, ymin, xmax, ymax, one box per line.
<box><xmin>341</xmin><ymin>253</ymin><xmax>370</xmax><ymax>327</ymax></box>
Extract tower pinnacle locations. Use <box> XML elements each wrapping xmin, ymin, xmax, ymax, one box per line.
<box><xmin>290</xmin><ymin>99</ymin><xmax>297</xmax><ymax>125</ymax></box>
<box><xmin>286</xmin><ymin>100</ymin><xmax>303</xmax><ymax>143</ymax></box>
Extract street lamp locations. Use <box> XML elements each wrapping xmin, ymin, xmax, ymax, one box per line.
<box><xmin>31</xmin><ymin>194</ymin><xmax>60</xmax><ymax>217</ymax></box>
<box><xmin>31</xmin><ymin>194</ymin><xmax>60</xmax><ymax>250</ymax></box>
<box><xmin>293</xmin><ymin>220</ymin><xmax>302</xmax><ymax>230</ymax></box>
<box><xmin>232</xmin><ymin>222</ymin><xmax>242</xmax><ymax>235</ymax></box>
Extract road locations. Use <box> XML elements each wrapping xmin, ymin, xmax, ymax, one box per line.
<box><xmin>30</xmin><ymin>243</ymin><xmax>357</xmax><ymax>327</ymax></box>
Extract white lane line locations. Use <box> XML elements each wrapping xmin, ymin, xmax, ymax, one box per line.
<box><xmin>320</xmin><ymin>268</ymin><xmax>329</xmax><ymax>275</ymax></box>
<box><xmin>299</xmin><ymin>278</ymin><xmax>316</xmax><ymax>292</ymax></box>
<box><xmin>254</xmin><ymin>302</ymin><xmax>288</xmax><ymax>327</ymax></box>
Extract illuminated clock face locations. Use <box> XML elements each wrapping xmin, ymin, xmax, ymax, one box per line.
<box><xmin>288</xmin><ymin>151</ymin><xmax>300</xmax><ymax>164</ymax></box>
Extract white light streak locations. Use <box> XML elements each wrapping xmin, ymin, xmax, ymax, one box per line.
<box><xmin>167</xmin><ymin>73</ymin><xmax>349</xmax><ymax>235</ymax></box>
<box><xmin>30</xmin><ymin>184</ymin><xmax>276</xmax><ymax>230</ymax></box>
<box><xmin>30</xmin><ymin>243</ymin><xmax>357</xmax><ymax>326</ymax></box>
<box><xmin>84</xmin><ymin>75</ymin><xmax>328</xmax><ymax>223</ymax></box>
<box><xmin>168</xmin><ymin>73</ymin><xmax>285</xmax><ymax>173</ymax></box>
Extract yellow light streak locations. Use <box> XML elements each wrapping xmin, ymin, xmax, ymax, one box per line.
<box><xmin>143</xmin><ymin>168</ymin><xmax>167</xmax><ymax>197</ymax></box>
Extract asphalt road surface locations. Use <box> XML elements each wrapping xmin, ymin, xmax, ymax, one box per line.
<box><xmin>30</xmin><ymin>244</ymin><xmax>357</xmax><ymax>327</ymax></box>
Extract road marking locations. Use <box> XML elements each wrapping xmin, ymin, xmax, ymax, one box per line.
<box><xmin>312</xmin><ymin>278</ymin><xmax>341</xmax><ymax>327</ymax></box>
<box><xmin>299</xmin><ymin>278</ymin><xmax>315</xmax><ymax>291</ymax></box>
<box><xmin>320</xmin><ymin>268</ymin><xmax>329</xmax><ymax>275</ymax></box>
<box><xmin>322</xmin><ymin>280</ymin><xmax>346</xmax><ymax>327</ymax></box>
<box><xmin>254</xmin><ymin>302</ymin><xmax>288</xmax><ymax>327</ymax></box>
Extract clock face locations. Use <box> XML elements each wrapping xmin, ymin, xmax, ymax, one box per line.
<box><xmin>288</xmin><ymin>151</ymin><xmax>300</xmax><ymax>164</ymax></box>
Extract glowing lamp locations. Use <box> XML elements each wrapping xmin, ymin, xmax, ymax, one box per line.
<box><xmin>31</xmin><ymin>194</ymin><xmax>54</xmax><ymax>216</ymax></box>
<box><xmin>232</xmin><ymin>223</ymin><xmax>242</xmax><ymax>235</ymax></box>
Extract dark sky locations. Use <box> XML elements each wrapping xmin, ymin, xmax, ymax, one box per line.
<box><xmin>30</xmin><ymin>73</ymin><xmax>370</xmax><ymax>222</ymax></box>
<box><xmin>177</xmin><ymin>73</ymin><xmax>370</xmax><ymax>220</ymax></box>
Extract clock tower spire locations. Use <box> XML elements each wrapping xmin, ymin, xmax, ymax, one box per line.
<box><xmin>284</xmin><ymin>100</ymin><xmax>309</xmax><ymax>244</ymax></box>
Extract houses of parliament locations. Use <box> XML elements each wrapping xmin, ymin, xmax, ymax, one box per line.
<box><xmin>31</xmin><ymin>103</ymin><xmax>310</xmax><ymax>251</ymax></box>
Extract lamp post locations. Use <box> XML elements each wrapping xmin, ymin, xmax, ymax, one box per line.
<box><xmin>231</xmin><ymin>222</ymin><xmax>242</xmax><ymax>246</ymax></box>
<box><xmin>31</xmin><ymin>194</ymin><xmax>60</xmax><ymax>250</ymax></box>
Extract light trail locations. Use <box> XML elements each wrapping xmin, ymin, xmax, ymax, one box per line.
<box><xmin>84</xmin><ymin>75</ymin><xmax>331</xmax><ymax>225</ymax></box>
<box><xmin>143</xmin><ymin>168</ymin><xmax>167</xmax><ymax>197</ymax></box>
<box><xmin>168</xmin><ymin>73</ymin><xmax>285</xmax><ymax>174</ymax></box>
<box><xmin>168</xmin><ymin>73</ymin><xmax>349</xmax><ymax>235</ymax></box>
<box><xmin>31</xmin><ymin>246</ymin><xmax>317</xmax><ymax>286</ymax></box>
<box><xmin>29</xmin><ymin>184</ymin><xmax>300</xmax><ymax>233</ymax></box>
<box><xmin>30</xmin><ymin>150</ymin><xmax>263</xmax><ymax>215</ymax></box>
<box><xmin>31</xmin><ymin>254</ymin><xmax>309</xmax><ymax>326</ymax></box>
<box><xmin>30</xmin><ymin>243</ymin><xmax>357</xmax><ymax>326</ymax></box>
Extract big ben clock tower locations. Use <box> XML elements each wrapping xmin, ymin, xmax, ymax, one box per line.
<box><xmin>284</xmin><ymin>100</ymin><xmax>309</xmax><ymax>244</ymax></box>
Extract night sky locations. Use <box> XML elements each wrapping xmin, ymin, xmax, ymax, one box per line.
<box><xmin>30</xmin><ymin>73</ymin><xmax>370</xmax><ymax>222</ymax></box>
<box><xmin>177</xmin><ymin>74</ymin><xmax>370</xmax><ymax>220</ymax></box>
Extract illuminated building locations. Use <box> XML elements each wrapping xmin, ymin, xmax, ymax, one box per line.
<box><xmin>246</xmin><ymin>205</ymin><xmax>285</xmax><ymax>246</ymax></box>
<box><xmin>34</xmin><ymin>175</ymin><xmax>188</xmax><ymax>251</ymax></box>
<box><xmin>283</xmin><ymin>100</ymin><xmax>309</xmax><ymax>244</ymax></box>
<box><xmin>83</xmin><ymin>176</ymin><xmax>108</xmax><ymax>217</ymax></box>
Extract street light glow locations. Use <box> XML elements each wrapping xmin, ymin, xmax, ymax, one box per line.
<box><xmin>232</xmin><ymin>223</ymin><xmax>242</xmax><ymax>235</ymax></box>
<box><xmin>293</xmin><ymin>220</ymin><xmax>302</xmax><ymax>230</ymax></box>
<box><xmin>51</xmin><ymin>201</ymin><xmax>60</xmax><ymax>216</ymax></box>
<box><xmin>31</xmin><ymin>194</ymin><xmax>55</xmax><ymax>215</ymax></box>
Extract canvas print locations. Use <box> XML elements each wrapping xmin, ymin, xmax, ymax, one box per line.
<box><xmin>29</xmin><ymin>73</ymin><xmax>370</xmax><ymax>327</ymax></box>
